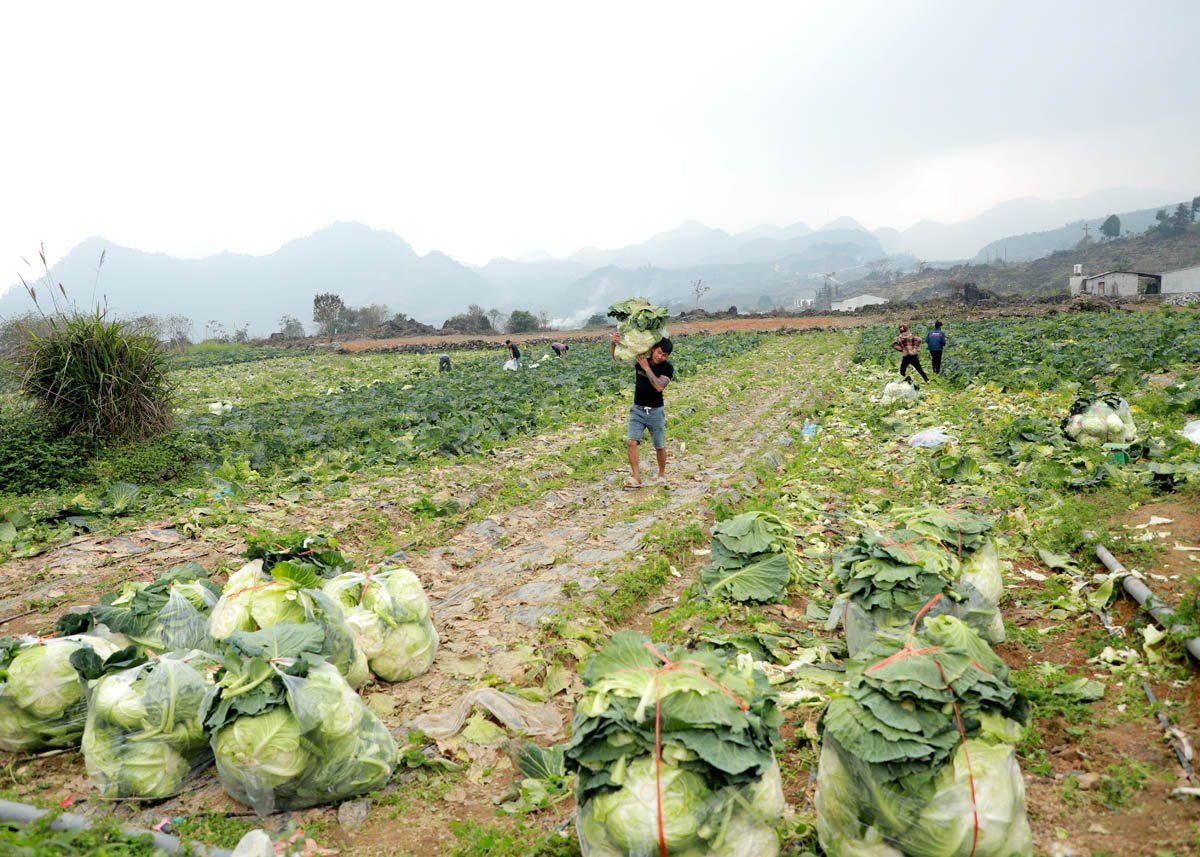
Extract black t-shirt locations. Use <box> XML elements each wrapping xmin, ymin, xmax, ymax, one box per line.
<box><xmin>634</xmin><ymin>360</ymin><xmax>673</xmax><ymax>408</ymax></box>
<box><xmin>508</xmin><ymin>343</ymin><xmax>521</xmax><ymax>360</ymax></box>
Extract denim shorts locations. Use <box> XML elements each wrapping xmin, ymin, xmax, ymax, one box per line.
<box><xmin>627</xmin><ymin>405</ymin><xmax>666</xmax><ymax>449</ymax></box>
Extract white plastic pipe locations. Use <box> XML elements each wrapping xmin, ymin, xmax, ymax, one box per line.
<box><xmin>0</xmin><ymin>799</ymin><xmax>232</xmax><ymax>857</ymax></box>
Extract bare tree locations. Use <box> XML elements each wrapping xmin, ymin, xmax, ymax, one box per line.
<box><xmin>538</xmin><ymin>310</ymin><xmax>550</xmax><ymax>330</ymax></box>
<box><xmin>692</xmin><ymin>278</ymin><xmax>710</xmax><ymax>305</ymax></box>
<box><xmin>486</xmin><ymin>308</ymin><xmax>506</xmax><ymax>331</ymax></box>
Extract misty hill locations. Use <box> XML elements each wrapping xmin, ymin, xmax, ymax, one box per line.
<box><xmin>876</xmin><ymin>188</ymin><xmax>1178</xmax><ymax>260</ymax></box>
<box><xmin>850</xmin><ymin>223</ymin><xmax>1200</xmax><ymax>304</ymax></box>
<box><xmin>972</xmin><ymin>203</ymin><xmax>1186</xmax><ymax>263</ymax></box>
<box><xmin>0</xmin><ymin>223</ymin><xmax>495</xmax><ymax>336</ymax></box>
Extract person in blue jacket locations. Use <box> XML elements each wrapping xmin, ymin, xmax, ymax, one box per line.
<box><xmin>925</xmin><ymin>320</ymin><xmax>947</xmax><ymax>375</ymax></box>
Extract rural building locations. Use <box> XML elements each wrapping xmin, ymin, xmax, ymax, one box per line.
<box><xmin>1067</xmin><ymin>269</ymin><xmax>1160</xmax><ymax>297</ymax></box>
<box><xmin>831</xmin><ymin>293</ymin><xmax>889</xmax><ymax>312</ymax></box>
<box><xmin>1162</xmin><ymin>264</ymin><xmax>1200</xmax><ymax>294</ymax></box>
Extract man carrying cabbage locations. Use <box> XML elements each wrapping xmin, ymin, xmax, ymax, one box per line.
<box><xmin>610</xmin><ymin>331</ymin><xmax>674</xmax><ymax>487</ymax></box>
<box><xmin>891</xmin><ymin>323</ymin><xmax>929</xmax><ymax>383</ymax></box>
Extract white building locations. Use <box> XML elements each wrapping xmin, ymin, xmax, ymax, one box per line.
<box><xmin>1162</xmin><ymin>264</ymin><xmax>1200</xmax><ymax>294</ymax></box>
<box><xmin>1068</xmin><ymin>270</ymin><xmax>1142</xmax><ymax>297</ymax></box>
<box><xmin>831</xmin><ymin>293</ymin><xmax>889</xmax><ymax>312</ymax></box>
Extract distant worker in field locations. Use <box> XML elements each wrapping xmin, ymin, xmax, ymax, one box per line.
<box><xmin>611</xmin><ymin>331</ymin><xmax>674</xmax><ymax>487</ymax></box>
<box><xmin>438</xmin><ymin>354</ymin><xmax>451</xmax><ymax>372</ymax></box>
<box><xmin>891</xmin><ymin>324</ymin><xmax>929</xmax><ymax>383</ymax></box>
<box><xmin>504</xmin><ymin>339</ymin><xmax>522</xmax><ymax>368</ymax></box>
<box><xmin>551</xmin><ymin>342</ymin><xmax>569</xmax><ymax>357</ymax></box>
<box><xmin>925</xmin><ymin>320</ymin><xmax>947</xmax><ymax>375</ymax></box>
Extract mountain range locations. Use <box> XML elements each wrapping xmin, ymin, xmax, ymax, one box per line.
<box><xmin>0</xmin><ymin>187</ymin><xmax>1186</xmax><ymax>336</ymax></box>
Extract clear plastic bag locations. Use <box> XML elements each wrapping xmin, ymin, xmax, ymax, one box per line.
<box><xmin>0</xmin><ymin>634</ymin><xmax>122</xmax><ymax>752</ymax></box>
<box><xmin>576</xmin><ymin>756</ymin><xmax>785</xmax><ymax>857</ymax></box>
<box><xmin>323</xmin><ymin>568</ymin><xmax>438</xmax><ymax>683</ymax></box>
<box><xmin>815</xmin><ymin>733</ymin><xmax>1032</xmax><ymax>857</ymax></box>
<box><xmin>82</xmin><ymin>650</ymin><xmax>218</xmax><ymax>798</ymax></box>
<box><xmin>210</xmin><ymin>661</ymin><xmax>397</xmax><ymax>815</ymax></box>
<box><xmin>410</xmin><ymin>688</ymin><xmax>563</xmax><ymax>740</ymax></box>
<box><xmin>209</xmin><ymin>560</ymin><xmax>366</xmax><ymax>687</ymax></box>
<box><xmin>908</xmin><ymin>427</ymin><xmax>957</xmax><ymax>448</ymax></box>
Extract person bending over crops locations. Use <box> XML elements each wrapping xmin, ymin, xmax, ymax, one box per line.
<box><xmin>550</xmin><ymin>341</ymin><xmax>569</xmax><ymax>357</ymax></box>
<box><xmin>924</xmin><ymin>320</ymin><xmax>947</xmax><ymax>375</ymax></box>
<box><xmin>438</xmin><ymin>354</ymin><xmax>451</xmax><ymax>372</ymax></box>
<box><xmin>611</xmin><ymin>332</ymin><xmax>674</xmax><ymax>487</ymax></box>
<box><xmin>891</xmin><ymin>324</ymin><xmax>929</xmax><ymax>383</ymax></box>
<box><xmin>504</xmin><ymin>339</ymin><xmax>521</xmax><ymax>368</ymax></box>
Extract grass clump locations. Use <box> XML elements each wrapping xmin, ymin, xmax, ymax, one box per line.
<box><xmin>16</xmin><ymin>309</ymin><xmax>175</xmax><ymax>441</ymax></box>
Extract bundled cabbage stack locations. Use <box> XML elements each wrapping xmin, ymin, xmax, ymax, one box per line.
<box><xmin>833</xmin><ymin>507</ymin><xmax>1004</xmax><ymax>656</ymax></box>
<box><xmin>0</xmin><ymin>634</ymin><xmax>121</xmax><ymax>752</ymax></box>
<box><xmin>564</xmin><ymin>632</ymin><xmax>786</xmax><ymax>856</ymax></box>
<box><xmin>815</xmin><ymin>617</ymin><xmax>1031</xmax><ymax>857</ymax></box>
<box><xmin>608</xmin><ymin>297</ymin><xmax>669</xmax><ymax>362</ymax></box>
<box><xmin>56</xmin><ymin>562</ymin><xmax>221</xmax><ymax>654</ymax></box>
<box><xmin>209</xmin><ymin>559</ymin><xmax>368</xmax><ymax>687</ymax></box>
<box><xmin>80</xmin><ymin>649</ymin><xmax>217</xmax><ymax>798</ymax></box>
<box><xmin>205</xmin><ymin>624</ymin><xmax>397</xmax><ymax>815</ymax></box>
<box><xmin>1063</xmin><ymin>392</ymin><xmax>1137</xmax><ymax>447</ymax></box>
<box><xmin>323</xmin><ymin>567</ymin><xmax>438</xmax><ymax>682</ymax></box>
<box><xmin>700</xmin><ymin>511</ymin><xmax>804</xmax><ymax>602</ymax></box>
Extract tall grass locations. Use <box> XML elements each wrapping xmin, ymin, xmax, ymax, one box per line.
<box><xmin>17</xmin><ymin>309</ymin><xmax>175</xmax><ymax>440</ymax></box>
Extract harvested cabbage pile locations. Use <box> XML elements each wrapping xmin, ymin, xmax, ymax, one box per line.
<box><xmin>0</xmin><ymin>634</ymin><xmax>122</xmax><ymax>752</ymax></box>
<box><xmin>209</xmin><ymin>559</ymin><xmax>368</xmax><ymax>687</ymax></box>
<box><xmin>833</xmin><ymin>507</ymin><xmax>1004</xmax><ymax>656</ymax></box>
<box><xmin>1063</xmin><ymin>392</ymin><xmax>1137</xmax><ymax>446</ymax></box>
<box><xmin>700</xmin><ymin>511</ymin><xmax>805</xmax><ymax>602</ymax></box>
<box><xmin>815</xmin><ymin>617</ymin><xmax>1031</xmax><ymax>857</ymax></box>
<box><xmin>565</xmin><ymin>631</ymin><xmax>786</xmax><ymax>856</ymax></box>
<box><xmin>79</xmin><ymin>649</ymin><xmax>217</xmax><ymax>798</ymax></box>
<box><xmin>608</xmin><ymin>297</ymin><xmax>669</xmax><ymax>362</ymax></box>
<box><xmin>205</xmin><ymin>623</ymin><xmax>396</xmax><ymax>815</ymax></box>
<box><xmin>323</xmin><ymin>567</ymin><xmax>438</xmax><ymax>682</ymax></box>
<box><xmin>55</xmin><ymin>562</ymin><xmax>221</xmax><ymax>654</ymax></box>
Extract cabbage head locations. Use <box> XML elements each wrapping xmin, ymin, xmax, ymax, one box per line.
<box><xmin>707</xmin><ymin>806</ymin><xmax>781</xmax><ymax>857</ymax></box>
<box><xmin>903</xmin><ymin>740</ymin><xmax>1031</xmax><ymax>857</ymax></box>
<box><xmin>588</xmin><ymin>755</ymin><xmax>711</xmax><ymax>853</ymax></box>
<box><xmin>247</xmin><ymin>583</ymin><xmax>307</xmax><ymax>629</ymax></box>
<box><xmin>364</xmin><ymin>568</ymin><xmax>430</xmax><ymax>625</ymax></box>
<box><xmin>347</xmin><ymin>646</ymin><xmax>371</xmax><ymax>689</ymax></box>
<box><xmin>6</xmin><ymin>635</ymin><xmax>118</xmax><ymax>720</ymax></box>
<box><xmin>0</xmin><ymin>698</ymin><xmax>44</xmax><ymax>751</ymax></box>
<box><xmin>91</xmin><ymin>670</ymin><xmax>148</xmax><ymax>730</ymax></box>
<box><xmin>213</xmin><ymin>706</ymin><xmax>310</xmax><ymax>795</ymax></box>
<box><xmin>115</xmin><ymin>741</ymin><xmax>191</xmax><ymax>798</ymax></box>
<box><xmin>343</xmin><ymin>606</ymin><xmax>387</xmax><ymax>660</ymax></box>
<box><xmin>369</xmin><ymin>619</ymin><xmax>438</xmax><ymax>682</ymax></box>
<box><xmin>288</xmin><ymin>663</ymin><xmax>363</xmax><ymax>740</ymax></box>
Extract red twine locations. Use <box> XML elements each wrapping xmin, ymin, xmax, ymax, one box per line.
<box><xmin>634</xmin><ymin>642</ymin><xmax>748</xmax><ymax>857</ymax></box>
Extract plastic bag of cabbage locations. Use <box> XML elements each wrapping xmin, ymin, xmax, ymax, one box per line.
<box><xmin>880</xmin><ymin>378</ymin><xmax>920</xmax><ymax>406</ymax></box>
<box><xmin>608</xmin><ymin>297</ymin><xmax>669</xmax><ymax>362</ymax></box>
<box><xmin>564</xmin><ymin>631</ymin><xmax>786</xmax><ymax>856</ymax></box>
<box><xmin>80</xmin><ymin>649</ymin><xmax>217</xmax><ymax>798</ymax></box>
<box><xmin>204</xmin><ymin>623</ymin><xmax>396</xmax><ymax>815</ymax></box>
<box><xmin>323</xmin><ymin>567</ymin><xmax>438</xmax><ymax>682</ymax></box>
<box><xmin>55</xmin><ymin>562</ymin><xmax>221</xmax><ymax>655</ymax></box>
<box><xmin>833</xmin><ymin>507</ymin><xmax>1004</xmax><ymax>657</ymax></box>
<box><xmin>0</xmin><ymin>634</ymin><xmax>122</xmax><ymax>752</ymax></box>
<box><xmin>209</xmin><ymin>559</ymin><xmax>368</xmax><ymax>687</ymax></box>
<box><xmin>1063</xmin><ymin>392</ymin><xmax>1137</xmax><ymax>447</ymax></box>
<box><xmin>815</xmin><ymin>616</ymin><xmax>1031</xmax><ymax>857</ymax></box>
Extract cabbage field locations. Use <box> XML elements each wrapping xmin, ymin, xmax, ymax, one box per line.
<box><xmin>2</xmin><ymin>307</ymin><xmax>1200</xmax><ymax>856</ymax></box>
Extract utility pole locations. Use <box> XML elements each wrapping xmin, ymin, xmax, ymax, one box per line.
<box><xmin>1082</xmin><ymin>222</ymin><xmax>1091</xmax><ymax>239</ymax></box>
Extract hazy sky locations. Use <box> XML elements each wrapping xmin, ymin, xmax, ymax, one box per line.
<box><xmin>3</xmin><ymin>0</ymin><xmax>1197</xmax><ymax>284</ymax></box>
